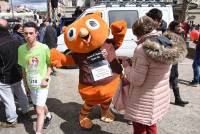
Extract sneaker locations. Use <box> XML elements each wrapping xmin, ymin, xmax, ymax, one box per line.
<box><xmin>43</xmin><ymin>115</ymin><xmax>52</xmax><ymax>129</ymax></box>
<box><xmin>189</xmin><ymin>80</ymin><xmax>198</xmax><ymax>87</ymax></box>
<box><xmin>0</xmin><ymin>121</ymin><xmax>17</xmax><ymax>128</ymax></box>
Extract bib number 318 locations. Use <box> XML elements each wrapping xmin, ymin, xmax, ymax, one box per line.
<box><xmin>28</xmin><ymin>74</ymin><xmax>41</xmax><ymax>88</ymax></box>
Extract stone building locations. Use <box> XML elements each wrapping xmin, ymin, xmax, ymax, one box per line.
<box><xmin>172</xmin><ymin>0</ymin><xmax>200</xmax><ymax>24</ymax></box>
<box><xmin>0</xmin><ymin>1</ymin><xmax>9</xmax><ymax>12</ymax></box>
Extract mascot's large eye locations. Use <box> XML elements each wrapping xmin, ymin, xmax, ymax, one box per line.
<box><xmin>86</xmin><ymin>19</ymin><xmax>100</xmax><ymax>30</ymax></box>
<box><xmin>67</xmin><ymin>27</ymin><xmax>76</xmax><ymax>41</ymax></box>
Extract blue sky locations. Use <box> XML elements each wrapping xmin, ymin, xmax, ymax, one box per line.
<box><xmin>12</xmin><ymin>0</ymin><xmax>47</xmax><ymax>4</ymax></box>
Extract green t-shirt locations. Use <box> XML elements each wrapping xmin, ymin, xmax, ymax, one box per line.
<box><xmin>18</xmin><ymin>42</ymin><xmax>50</xmax><ymax>90</ymax></box>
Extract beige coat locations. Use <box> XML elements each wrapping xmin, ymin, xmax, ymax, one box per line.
<box><xmin>124</xmin><ymin>31</ymin><xmax>187</xmax><ymax>126</ymax></box>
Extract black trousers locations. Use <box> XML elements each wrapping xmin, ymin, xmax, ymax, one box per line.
<box><xmin>169</xmin><ymin>64</ymin><xmax>181</xmax><ymax>101</ymax></box>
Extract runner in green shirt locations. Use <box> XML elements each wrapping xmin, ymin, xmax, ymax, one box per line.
<box><xmin>18</xmin><ymin>22</ymin><xmax>52</xmax><ymax>134</ymax></box>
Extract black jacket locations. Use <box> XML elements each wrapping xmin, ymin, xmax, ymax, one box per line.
<box><xmin>0</xmin><ymin>30</ymin><xmax>22</xmax><ymax>84</ymax></box>
<box><xmin>43</xmin><ymin>25</ymin><xmax>57</xmax><ymax>49</ymax></box>
<box><xmin>12</xmin><ymin>31</ymin><xmax>26</xmax><ymax>45</ymax></box>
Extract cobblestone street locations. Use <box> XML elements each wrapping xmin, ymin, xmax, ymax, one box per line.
<box><xmin>0</xmin><ymin>57</ymin><xmax>200</xmax><ymax>134</ymax></box>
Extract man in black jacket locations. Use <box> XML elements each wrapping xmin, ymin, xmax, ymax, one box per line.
<box><xmin>0</xmin><ymin>19</ymin><xmax>28</xmax><ymax>127</ymax></box>
<box><xmin>42</xmin><ymin>19</ymin><xmax>57</xmax><ymax>76</ymax></box>
<box><xmin>42</xmin><ymin>19</ymin><xmax>57</xmax><ymax>49</ymax></box>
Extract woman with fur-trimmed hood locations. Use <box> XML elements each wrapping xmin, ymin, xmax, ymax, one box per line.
<box><xmin>124</xmin><ymin>16</ymin><xmax>187</xmax><ymax>134</ymax></box>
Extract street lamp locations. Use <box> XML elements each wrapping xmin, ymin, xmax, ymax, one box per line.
<box><xmin>10</xmin><ymin>0</ymin><xmax>14</xmax><ymax>18</ymax></box>
<box><xmin>51</xmin><ymin>0</ymin><xmax>58</xmax><ymax>22</ymax></box>
<box><xmin>47</xmin><ymin>0</ymin><xmax>50</xmax><ymax>19</ymax></box>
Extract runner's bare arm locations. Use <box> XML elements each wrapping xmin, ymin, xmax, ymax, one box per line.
<box><xmin>46</xmin><ymin>66</ymin><xmax>52</xmax><ymax>80</ymax></box>
<box><xmin>40</xmin><ymin>66</ymin><xmax>51</xmax><ymax>88</ymax></box>
<box><xmin>22</xmin><ymin>68</ymin><xmax>30</xmax><ymax>92</ymax></box>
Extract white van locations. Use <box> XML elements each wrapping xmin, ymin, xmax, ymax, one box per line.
<box><xmin>57</xmin><ymin>2</ymin><xmax>174</xmax><ymax>57</ymax></box>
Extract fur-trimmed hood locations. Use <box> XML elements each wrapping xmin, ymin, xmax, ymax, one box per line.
<box><xmin>141</xmin><ymin>31</ymin><xmax>187</xmax><ymax>64</ymax></box>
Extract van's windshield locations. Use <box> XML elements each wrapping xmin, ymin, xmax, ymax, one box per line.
<box><xmin>108</xmin><ymin>10</ymin><xmax>139</xmax><ymax>28</ymax></box>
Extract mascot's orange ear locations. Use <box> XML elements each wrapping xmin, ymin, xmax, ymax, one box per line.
<box><xmin>62</xmin><ymin>26</ymin><xmax>68</xmax><ymax>33</ymax></box>
<box><xmin>93</xmin><ymin>11</ymin><xmax>102</xmax><ymax>17</ymax></box>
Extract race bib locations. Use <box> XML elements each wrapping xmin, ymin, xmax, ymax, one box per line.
<box><xmin>27</xmin><ymin>56</ymin><xmax>41</xmax><ymax>90</ymax></box>
<box><xmin>27</xmin><ymin>74</ymin><xmax>41</xmax><ymax>89</ymax></box>
<box><xmin>90</xmin><ymin>60</ymin><xmax>113</xmax><ymax>81</ymax></box>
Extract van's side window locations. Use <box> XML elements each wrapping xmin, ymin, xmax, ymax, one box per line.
<box><xmin>108</xmin><ymin>10</ymin><xmax>138</xmax><ymax>28</ymax></box>
<box><xmin>86</xmin><ymin>12</ymin><xmax>102</xmax><ymax>18</ymax></box>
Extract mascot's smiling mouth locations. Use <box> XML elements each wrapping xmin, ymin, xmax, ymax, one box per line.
<box><xmin>82</xmin><ymin>34</ymin><xmax>89</xmax><ymax>40</ymax></box>
<box><xmin>79</xmin><ymin>28</ymin><xmax>91</xmax><ymax>45</ymax></box>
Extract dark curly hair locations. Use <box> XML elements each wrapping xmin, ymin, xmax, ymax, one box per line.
<box><xmin>13</xmin><ymin>24</ymin><xmax>22</xmax><ymax>32</ymax></box>
<box><xmin>146</xmin><ymin>8</ymin><xmax>162</xmax><ymax>23</ymax></box>
<box><xmin>168</xmin><ymin>20</ymin><xmax>180</xmax><ymax>33</ymax></box>
<box><xmin>132</xmin><ymin>16</ymin><xmax>157</xmax><ymax>38</ymax></box>
<box><xmin>23</xmin><ymin>21</ymin><xmax>38</xmax><ymax>31</ymax></box>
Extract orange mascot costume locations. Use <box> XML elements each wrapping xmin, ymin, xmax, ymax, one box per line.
<box><xmin>51</xmin><ymin>12</ymin><xmax>127</xmax><ymax>129</ymax></box>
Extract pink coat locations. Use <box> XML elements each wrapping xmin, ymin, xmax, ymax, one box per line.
<box><xmin>124</xmin><ymin>31</ymin><xmax>187</xmax><ymax>126</ymax></box>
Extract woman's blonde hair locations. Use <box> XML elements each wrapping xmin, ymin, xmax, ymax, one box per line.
<box><xmin>132</xmin><ymin>16</ymin><xmax>157</xmax><ymax>38</ymax></box>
